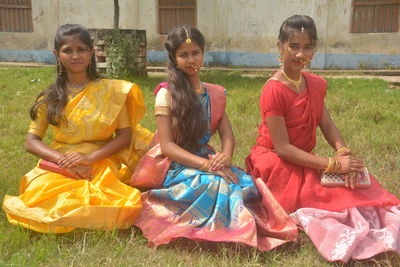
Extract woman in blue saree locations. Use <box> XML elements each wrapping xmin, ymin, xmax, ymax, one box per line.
<box><xmin>133</xmin><ymin>26</ymin><xmax>297</xmax><ymax>250</ymax></box>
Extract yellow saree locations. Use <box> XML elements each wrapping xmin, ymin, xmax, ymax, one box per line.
<box><xmin>2</xmin><ymin>79</ymin><xmax>153</xmax><ymax>233</ymax></box>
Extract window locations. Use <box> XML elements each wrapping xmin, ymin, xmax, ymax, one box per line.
<box><xmin>351</xmin><ymin>0</ymin><xmax>400</xmax><ymax>33</ymax></box>
<box><xmin>158</xmin><ymin>0</ymin><xmax>196</xmax><ymax>35</ymax></box>
<box><xmin>0</xmin><ymin>0</ymin><xmax>33</xmax><ymax>32</ymax></box>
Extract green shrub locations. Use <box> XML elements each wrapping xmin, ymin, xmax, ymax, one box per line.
<box><xmin>105</xmin><ymin>30</ymin><xmax>141</xmax><ymax>78</ymax></box>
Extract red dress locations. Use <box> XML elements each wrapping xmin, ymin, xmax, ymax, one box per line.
<box><xmin>246</xmin><ymin>72</ymin><xmax>400</xmax><ymax>262</ymax></box>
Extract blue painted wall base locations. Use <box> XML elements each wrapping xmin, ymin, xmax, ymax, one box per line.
<box><xmin>1</xmin><ymin>49</ymin><xmax>399</xmax><ymax>69</ymax></box>
<box><xmin>0</xmin><ymin>50</ymin><xmax>55</xmax><ymax>64</ymax></box>
<box><xmin>148</xmin><ymin>50</ymin><xmax>400</xmax><ymax>70</ymax></box>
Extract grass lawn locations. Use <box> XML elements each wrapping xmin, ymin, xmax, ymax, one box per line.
<box><xmin>0</xmin><ymin>66</ymin><xmax>399</xmax><ymax>266</ymax></box>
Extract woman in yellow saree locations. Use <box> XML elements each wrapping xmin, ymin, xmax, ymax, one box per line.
<box><xmin>2</xmin><ymin>24</ymin><xmax>153</xmax><ymax>233</ymax></box>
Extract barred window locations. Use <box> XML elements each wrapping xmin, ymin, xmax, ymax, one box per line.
<box><xmin>0</xmin><ymin>0</ymin><xmax>33</xmax><ymax>32</ymax></box>
<box><xmin>158</xmin><ymin>0</ymin><xmax>196</xmax><ymax>35</ymax></box>
<box><xmin>351</xmin><ymin>0</ymin><xmax>400</xmax><ymax>33</ymax></box>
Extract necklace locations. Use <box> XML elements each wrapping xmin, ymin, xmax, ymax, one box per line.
<box><xmin>67</xmin><ymin>79</ymin><xmax>88</xmax><ymax>88</ymax></box>
<box><xmin>281</xmin><ymin>69</ymin><xmax>302</xmax><ymax>92</ymax></box>
<box><xmin>194</xmin><ymin>81</ymin><xmax>204</xmax><ymax>94</ymax></box>
<box><xmin>66</xmin><ymin>80</ymin><xmax>88</xmax><ymax>93</ymax></box>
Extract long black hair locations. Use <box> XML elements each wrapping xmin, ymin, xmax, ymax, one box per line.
<box><xmin>165</xmin><ymin>25</ymin><xmax>208</xmax><ymax>152</ymax></box>
<box><xmin>278</xmin><ymin>15</ymin><xmax>318</xmax><ymax>45</ymax></box>
<box><xmin>30</xmin><ymin>24</ymin><xmax>100</xmax><ymax>126</ymax></box>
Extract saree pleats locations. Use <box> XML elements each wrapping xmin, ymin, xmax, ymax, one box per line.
<box><xmin>4</xmin><ymin>160</ymin><xmax>142</xmax><ymax>233</ymax></box>
<box><xmin>135</xmin><ymin>167</ymin><xmax>297</xmax><ymax>250</ymax></box>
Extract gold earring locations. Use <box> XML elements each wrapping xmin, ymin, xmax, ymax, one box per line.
<box><xmin>278</xmin><ymin>54</ymin><xmax>283</xmax><ymax>66</ymax></box>
<box><xmin>58</xmin><ymin>62</ymin><xmax>64</xmax><ymax>74</ymax></box>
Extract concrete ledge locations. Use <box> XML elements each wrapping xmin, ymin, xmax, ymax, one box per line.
<box><xmin>147</xmin><ymin>50</ymin><xmax>400</xmax><ymax>70</ymax></box>
<box><xmin>147</xmin><ymin>66</ymin><xmax>400</xmax><ymax>76</ymax></box>
<box><xmin>1</xmin><ymin>61</ymin><xmax>399</xmax><ymax>82</ymax></box>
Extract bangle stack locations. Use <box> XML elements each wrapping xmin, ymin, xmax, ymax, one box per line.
<box><xmin>335</xmin><ymin>146</ymin><xmax>350</xmax><ymax>155</ymax></box>
<box><xmin>323</xmin><ymin>157</ymin><xmax>341</xmax><ymax>173</ymax></box>
<box><xmin>211</xmin><ymin>154</ymin><xmax>231</xmax><ymax>166</ymax></box>
<box><xmin>199</xmin><ymin>160</ymin><xmax>211</xmax><ymax>172</ymax></box>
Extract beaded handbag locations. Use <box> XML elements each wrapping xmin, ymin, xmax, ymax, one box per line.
<box><xmin>321</xmin><ymin>167</ymin><xmax>371</xmax><ymax>188</ymax></box>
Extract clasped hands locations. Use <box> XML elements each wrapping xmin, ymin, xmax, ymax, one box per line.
<box><xmin>326</xmin><ymin>147</ymin><xmax>365</xmax><ymax>189</ymax></box>
<box><xmin>199</xmin><ymin>152</ymin><xmax>238</xmax><ymax>184</ymax></box>
<box><xmin>57</xmin><ymin>152</ymin><xmax>94</xmax><ymax>181</ymax></box>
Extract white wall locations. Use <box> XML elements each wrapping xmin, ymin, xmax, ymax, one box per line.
<box><xmin>1</xmin><ymin>0</ymin><xmax>399</xmax><ymax>69</ymax></box>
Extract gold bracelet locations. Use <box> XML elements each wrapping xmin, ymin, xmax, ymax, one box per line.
<box><xmin>331</xmin><ymin>157</ymin><xmax>337</xmax><ymax>172</ymax></box>
<box><xmin>199</xmin><ymin>160</ymin><xmax>210</xmax><ymax>172</ymax></box>
<box><xmin>333</xmin><ymin>157</ymin><xmax>341</xmax><ymax>172</ymax></box>
<box><xmin>324</xmin><ymin>157</ymin><xmax>341</xmax><ymax>173</ymax></box>
<box><xmin>323</xmin><ymin>157</ymin><xmax>333</xmax><ymax>173</ymax></box>
<box><xmin>335</xmin><ymin>147</ymin><xmax>349</xmax><ymax>155</ymax></box>
<box><xmin>332</xmin><ymin>157</ymin><xmax>338</xmax><ymax>172</ymax></box>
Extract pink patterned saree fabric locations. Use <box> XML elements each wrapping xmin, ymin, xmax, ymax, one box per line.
<box><xmin>292</xmin><ymin>205</ymin><xmax>400</xmax><ymax>262</ymax></box>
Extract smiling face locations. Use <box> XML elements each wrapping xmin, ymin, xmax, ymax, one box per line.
<box><xmin>174</xmin><ymin>40</ymin><xmax>203</xmax><ymax>77</ymax></box>
<box><xmin>55</xmin><ymin>34</ymin><xmax>93</xmax><ymax>77</ymax></box>
<box><xmin>278</xmin><ymin>31</ymin><xmax>315</xmax><ymax>72</ymax></box>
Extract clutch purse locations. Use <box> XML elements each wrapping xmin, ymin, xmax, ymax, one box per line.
<box><xmin>321</xmin><ymin>167</ymin><xmax>371</xmax><ymax>188</ymax></box>
<box><xmin>38</xmin><ymin>159</ymin><xmax>76</xmax><ymax>178</ymax></box>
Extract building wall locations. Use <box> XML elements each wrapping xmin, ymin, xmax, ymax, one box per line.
<box><xmin>0</xmin><ymin>0</ymin><xmax>140</xmax><ymax>63</ymax></box>
<box><xmin>1</xmin><ymin>0</ymin><xmax>399</xmax><ymax>69</ymax></box>
<box><xmin>195</xmin><ymin>0</ymin><xmax>329</xmax><ymax>67</ymax></box>
<box><xmin>323</xmin><ymin>0</ymin><xmax>399</xmax><ymax>69</ymax></box>
<box><xmin>0</xmin><ymin>0</ymin><xmax>57</xmax><ymax>62</ymax></box>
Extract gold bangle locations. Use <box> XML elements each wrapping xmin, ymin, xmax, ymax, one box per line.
<box><xmin>332</xmin><ymin>157</ymin><xmax>338</xmax><ymax>172</ymax></box>
<box><xmin>331</xmin><ymin>157</ymin><xmax>336</xmax><ymax>172</ymax></box>
<box><xmin>199</xmin><ymin>160</ymin><xmax>210</xmax><ymax>172</ymax></box>
<box><xmin>337</xmin><ymin>157</ymin><xmax>342</xmax><ymax>172</ymax></box>
<box><xmin>323</xmin><ymin>157</ymin><xmax>333</xmax><ymax>173</ymax></box>
<box><xmin>335</xmin><ymin>147</ymin><xmax>349</xmax><ymax>155</ymax></box>
<box><xmin>333</xmin><ymin>157</ymin><xmax>341</xmax><ymax>172</ymax></box>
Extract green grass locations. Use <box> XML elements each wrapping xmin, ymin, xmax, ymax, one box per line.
<box><xmin>0</xmin><ymin>66</ymin><xmax>399</xmax><ymax>266</ymax></box>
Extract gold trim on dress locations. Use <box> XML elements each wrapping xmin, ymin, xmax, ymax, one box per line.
<box><xmin>155</xmin><ymin>106</ymin><xmax>171</xmax><ymax>116</ymax></box>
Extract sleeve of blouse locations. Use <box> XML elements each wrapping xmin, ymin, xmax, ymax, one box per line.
<box><xmin>27</xmin><ymin>103</ymin><xmax>49</xmax><ymax>138</ymax></box>
<box><xmin>260</xmin><ymin>82</ymin><xmax>286</xmax><ymax>117</ymax></box>
<box><xmin>154</xmin><ymin>87</ymin><xmax>171</xmax><ymax>116</ymax></box>
<box><xmin>117</xmin><ymin>104</ymin><xmax>130</xmax><ymax>129</ymax></box>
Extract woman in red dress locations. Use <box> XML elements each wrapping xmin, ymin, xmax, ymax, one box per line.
<box><xmin>246</xmin><ymin>15</ymin><xmax>400</xmax><ymax>262</ymax></box>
